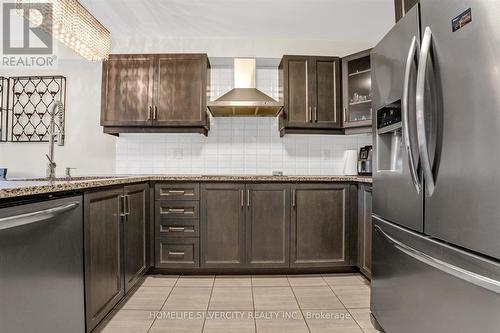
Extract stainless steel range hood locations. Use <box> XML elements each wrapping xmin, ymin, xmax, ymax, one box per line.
<box><xmin>207</xmin><ymin>59</ymin><xmax>283</xmax><ymax>117</ymax></box>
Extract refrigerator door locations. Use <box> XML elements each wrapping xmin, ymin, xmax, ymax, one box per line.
<box><xmin>418</xmin><ymin>0</ymin><xmax>500</xmax><ymax>259</ymax></box>
<box><xmin>371</xmin><ymin>216</ymin><xmax>500</xmax><ymax>333</ymax></box>
<box><xmin>371</xmin><ymin>6</ymin><xmax>423</xmax><ymax>232</ymax></box>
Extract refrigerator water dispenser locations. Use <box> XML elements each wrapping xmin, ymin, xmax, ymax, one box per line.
<box><xmin>376</xmin><ymin>103</ymin><xmax>403</xmax><ymax>172</ymax></box>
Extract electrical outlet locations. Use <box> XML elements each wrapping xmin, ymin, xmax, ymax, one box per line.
<box><xmin>322</xmin><ymin>149</ymin><xmax>331</xmax><ymax>160</ymax></box>
<box><xmin>173</xmin><ymin>148</ymin><xmax>183</xmax><ymax>159</ymax></box>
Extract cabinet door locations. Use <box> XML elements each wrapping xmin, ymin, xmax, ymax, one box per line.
<box><xmin>155</xmin><ymin>54</ymin><xmax>208</xmax><ymax>126</ymax></box>
<box><xmin>200</xmin><ymin>183</ymin><xmax>245</xmax><ymax>268</ymax></box>
<box><xmin>84</xmin><ymin>188</ymin><xmax>124</xmax><ymax>333</ymax></box>
<box><xmin>245</xmin><ymin>184</ymin><xmax>290</xmax><ymax>268</ymax></box>
<box><xmin>358</xmin><ymin>185</ymin><xmax>373</xmax><ymax>277</ymax></box>
<box><xmin>123</xmin><ymin>183</ymin><xmax>149</xmax><ymax>293</ymax></box>
<box><xmin>395</xmin><ymin>0</ymin><xmax>419</xmax><ymax>22</ymax></box>
<box><xmin>311</xmin><ymin>57</ymin><xmax>342</xmax><ymax>128</ymax></box>
<box><xmin>342</xmin><ymin>50</ymin><xmax>373</xmax><ymax>130</ymax></box>
<box><xmin>291</xmin><ymin>184</ymin><xmax>350</xmax><ymax>267</ymax></box>
<box><xmin>280</xmin><ymin>55</ymin><xmax>313</xmax><ymax>126</ymax></box>
<box><xmin>101</xmin><ymin>55</ymin><xmax>154</xmax><ymax>126</ymax></box>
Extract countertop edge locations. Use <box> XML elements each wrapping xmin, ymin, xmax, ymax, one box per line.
<box><xmin>0</xmin><ymin>175</ymin><xmax>372</xmax><ymax>200</ymax></box>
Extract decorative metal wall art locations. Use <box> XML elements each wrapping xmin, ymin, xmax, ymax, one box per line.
<box><xmin>9</xmin><ymin>76</ymin><xmax>66</xmax><ymax>143</ymax></box>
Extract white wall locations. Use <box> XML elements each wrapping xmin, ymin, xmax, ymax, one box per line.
<box><xmin>0</xmin><ymin>53</ymin><xmax>117</xmax><ymax>178</ymax></box>
<box><xmin>111</xmin><ymin>37</ymin><xmax>375</xmax><ymax>58</ymax></box>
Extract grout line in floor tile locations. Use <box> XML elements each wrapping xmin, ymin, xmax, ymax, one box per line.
<box><xmin>201</xmin><ymin>273</ymin><xmax>216</xmax><ymax>332</ymax></box>
<box><xmin>287</xmin><ymin>275</ymin><xmax>312</xmax><ymax>333</ymax></box>
<box><xmin>323</xmin><ymin>275</ymin><xmax>367</xmax><ymax>333</ymax></box>
<box><xmin>250</xmin><ymin>273</ymin><xmax>257</xmax><ymax>333</ymax></box>
<box><xmin>146</xmin><ymin>275</ymin><xmax>179</xmax><ymax>333</ymax></box>
<box><xmin>345</xmin><ymin>307</ymin><xmax>372</xmax><ymax>333</ymax></box>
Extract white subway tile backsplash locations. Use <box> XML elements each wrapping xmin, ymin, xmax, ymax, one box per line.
<box><xmin>115</xmin><ymin>66</ymin><xmax>372</xmax><ymax>175</ymax></box>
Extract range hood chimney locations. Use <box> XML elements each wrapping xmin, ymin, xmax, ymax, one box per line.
<box><xmin>207</xmin><ymin>58</ymin><xmax>283</xmax><ymax>117</ymax></box>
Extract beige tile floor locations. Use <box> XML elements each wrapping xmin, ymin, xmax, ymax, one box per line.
<box><xmin>96</xmin><ymin>273</ymin><xmax>380</xmax><ymax>333</ymax></box>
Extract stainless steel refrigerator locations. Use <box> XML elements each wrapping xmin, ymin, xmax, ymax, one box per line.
<box><xmin>370</xmin><ymin>1</ymin><xmax>500</xmax><ymax>332</ymax></box>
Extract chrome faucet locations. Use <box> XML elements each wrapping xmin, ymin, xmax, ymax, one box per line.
<box><xmin>46</xmin><ymin>101</ymin><xmax>65</xmax><ymax>181</ymax></box>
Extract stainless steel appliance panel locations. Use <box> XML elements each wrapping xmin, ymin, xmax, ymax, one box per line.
<box><xmin>371</xmin><ymin>6</ymin><xmax>423</xmax><ymax>232</ymax></box>
<box><xmin>0</xmin><ymin>196</ymin><xmax>85</xmax><ymax>333</ymax></box>
<box><xmin>418</xmin><ymin>0</ymin><xmax>500</xmax><ymax>259</ymax></box>
<box><xmin>371</xmin><ymin>216</ymin><xmax>500</xmax><ymax>333</ymax></box>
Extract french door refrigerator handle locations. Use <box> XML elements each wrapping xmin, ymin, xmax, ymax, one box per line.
<box><xmin>0</xmin><ymin>202</ymin><xmax>80</xmax><ymax>231</ymax></box>
<box><xmin>403</xmin><ymin>36</ymin><xmax>421</xmax><ymax>194</ymax></box>
<box><xmin>374</xmin><ymin>225</ymin><xmax>500</xmax><ymax>295</ymax></box>
<box><xmin>416</xmin><ymin>26</ymin><xmax>435</xmax><ymax>196</ymax></box>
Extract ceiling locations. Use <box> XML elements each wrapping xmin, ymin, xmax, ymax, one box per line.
<box><xmin>80</xmin><ymin>0</ymin><xmax>394</xmax><ymax>43</ymax></box>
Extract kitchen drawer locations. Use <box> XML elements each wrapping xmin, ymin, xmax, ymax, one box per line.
<box><xmin>155</xmin><ymin>183</ymin><xmax>200</xmax><ymax>201</ymax></box>
<box><xmin>156</xmin><ymin>200</ymin><xmax>199</xmax><ymax>220</ymax></box>
<box><xmin>156</xmin><ymin>237</ymin><xmax>199</xmax><ymax>268</ymax></box>
<box><xmin>158</xmin><ymin>219</ymin><xmax>199</xmax><ymax>237</ymax></box>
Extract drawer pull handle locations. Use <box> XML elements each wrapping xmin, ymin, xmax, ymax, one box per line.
<box><xmin>168</xmin><ymin>208</ymin><xmax>186</xmax><ymax>213</ymax></box>
<box><xmin>167</xmin><ymin>190</ymin><xmax>186</xmax><ymax>194</ymax></box>
<box><xmin>168</xmin><ymin>227</ymin><xmax>185</xmax><ymax>232</ymax></box>
<box><xmin>168</xmin><ymin>251</ymin><xmax>185</xmax><ymax>257</ymax></box>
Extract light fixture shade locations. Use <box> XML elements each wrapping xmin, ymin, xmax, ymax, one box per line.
<box><xmin>16</xmin><ymin>0</ymin><xmax>110</xmax><ymax>61</ymax></box>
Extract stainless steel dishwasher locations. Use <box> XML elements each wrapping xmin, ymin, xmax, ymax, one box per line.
<box><xmin>0</xmin><ymin>195</ymin><xmax>85</xmax><ymax>333</ymax></box>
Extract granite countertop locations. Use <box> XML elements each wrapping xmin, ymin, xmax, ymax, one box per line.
<box><xmin>0</xmin><ymin>175</ymin><xmax>372</xmax><ymax>200</ymax></box>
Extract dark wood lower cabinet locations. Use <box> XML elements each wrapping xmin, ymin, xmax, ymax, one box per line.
<box><xmin>358</xmin><ymin>185</ymin><xmax>373</xmax><ymax>277</ymax></box>
<box><xmin>84</xmin><ymin>184</ymin><xmax>149</xmax><ymax>332</ymax></box>
<box><xmin>291</xmin><ymin>184</ymin><xmax>350</xmax><ymax>268</ymax></box>
<box><xmin>123</xmin><ymin>183</ymin><xmax>149</xmax><ymax>293</ymax></box>
<box><xmin>157</xmin><ymin>237</ymin><xmax>200</xmax><ymax>268</ymax></box>
<box><xmin>246</xmin><ymin>184</ymin><xmax>290</xmax><ymax>268</ymax></box>
<box><xmin>153</xmin><ymin>181</ymin><xmax>367</xmax><ymax>273</ymax></box>
<box><xmin>84</xmin><ymin>188</ymin><xmax>125</xmax><ymax>333</ymax></box>
<box><xmin>200</xmin><ymin>183</ymin><xmax>245</xmax><ymax>268</ymax></box>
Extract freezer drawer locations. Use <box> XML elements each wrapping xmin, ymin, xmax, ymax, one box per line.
<box><xmin>371</xmin><ymin>216</ymin><xmax>500</xmax><ymax>333</ymax></box>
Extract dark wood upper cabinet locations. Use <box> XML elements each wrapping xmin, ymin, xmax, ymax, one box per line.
<box><xmin>84</xmin><ymin>187</ymin><xmax>125</xmax><ymax>333</ymax></box>
<box><xmin>123</xmin><ymin>183</ymin><xmax>149</xmax><ymax>293</ymax></box>
<box><xmin>341</xmin><ymin>49</ymin><xmax>373</xmax><ymax>133</ymax></box>
<box><xmin>290</xmin><ymin>184</ymin><xmax>350</xmax><ymax>268</ymax></box>
<box><xmin>281</xmin><ymin>56</ymin><xmax>310</xmax><ymax>125</ymax></box>
<box><xmin>156</xmin><ymin>54</ymin><xmax>209</xmax><ymax>126</ymax></box>
<box><xmin>101</xmin><ymin>55</ymin><xmax>155</xmax><ymax>127</ymax></box>
<box><xmin>313</xmin><ymin>57</ymin><xmax>342</xmax><ymax>128</ymax></box>
<box><xmin>279</xmin><ymin>55</ymin><xmax>342</xmax><ymax>136</ymax></box>
<box><xmin>395</xmin><ymin>0</ymin><xmax>419</xmax><ymax>22</ymax></box>
<box><xmin>245</xmin><ymin>184</ymin><xmax>290</xmax><ymax>268</ymax></box>
<box><xmin>101</xmin><ymin>53</ymin><xmax>210</xmax><ymax>135</ymax></box>
<box><xmin>200</xmin><ymin>183</ymin><xmax>245</xmax><ymax>268</ymax></box>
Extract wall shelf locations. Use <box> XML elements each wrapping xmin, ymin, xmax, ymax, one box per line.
<box><xmin>348</xmin><ymin>69</ymin><xmax>371</xmax><ymax>77</ymax></box>
<box><xmin>349</xmin><ymin>99</ymin><xmax>372</xmax><ymax>106</ymax></box>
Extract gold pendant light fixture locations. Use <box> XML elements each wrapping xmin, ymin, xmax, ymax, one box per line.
<box><xmin>16</xmin><ymin>0</ymin><xmax>110</xmax><ymax>61</ymax></box>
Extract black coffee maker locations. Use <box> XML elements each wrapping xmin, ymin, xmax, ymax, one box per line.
<box><xmin>357</xmin><ymin>146</ymin><xmax>372</xmax><ymax>175</ymax></box>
